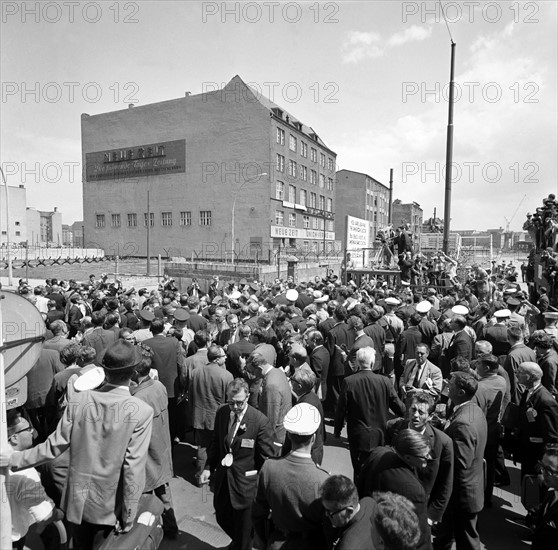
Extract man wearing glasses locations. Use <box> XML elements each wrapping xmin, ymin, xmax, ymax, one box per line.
<box><xmin>200</xmin><ymin>378</ymin><xmax>275</xmax><ymax>550</ymax></box>
<box><xmin>531</xmin><ymin>444</ymin><xmax>558</xmax><ymax>549</ymax></box>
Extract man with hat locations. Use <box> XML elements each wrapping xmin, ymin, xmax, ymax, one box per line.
<box><xmin>132</xmin><ymin>309</ymin><xmax>155</xmax><ymax>342</ymax></box>
<box><xmin>378</xmin><ymin>297</ymin><xmax>404</xmax><ymax>382</ymax></box>
<box><xmin>416</xmin><ymin>300</ymin><xmax>439</xmax><ymax>347</ymax></box>
<box><xmin>252</xmin><ymin>403</ymin><xmax>330</xmax><ymax>550</ymax></box>
<box><xmin>1</xmin><ymin>341</ymin><xmax>154</xmax><ymax>550</ymax></box>
<box><xmin>483</xmin><ymin>309</ymin><xmax>512</xmax><ymax>359</ymax></box>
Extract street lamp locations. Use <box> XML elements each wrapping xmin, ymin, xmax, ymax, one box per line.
<box><xmin>231</xmin><ymin>172</ymin><xmax>267</xmax><ymax>265</ymax></box>
<box><xmin>0</xmin><ymin>166</ymin><xmax>13</xmax><ymax>286</ymax></box>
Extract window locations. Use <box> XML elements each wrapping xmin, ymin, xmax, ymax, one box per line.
<box><xmin>374</xmin><ymin>212</ymin><xmax>378</xmax><ymax>222</ymax></box>
<box><xmin>275</xmin><ymin>210</ymin><xmax>284</xmax><ymax>226</ymax></box>
<box><xmin>319</xmin><ymin>174</ymin><xmax>325</xmax><ymax>188</ymax></box>
<box><xmin>289</xmin><ymin>135</ymin><xmax>297</xmax><ymax>152</ymax></box>
<box><xmin>276</xmin><ymin>181</ymin><xmax>285</xmax><ymax>200</ymax></box>
<box><xmin>200</xmin><ymin>211</ymin><xmax>212</xmax><ymax>226</ymax></box>
<box><xmin>276</xmin><ymin>154</ymin><xmax>285</xmax><ymax>173</ymax></box>
<box><xmin>300</xmin><ymin>141</ymin><xmax>307</xmax><ymax>157</ymax></box>
<box><xmin>312</xmin><ymin>217</ymin><xmax>319</xmax><ymax>229</ymax></box>
<box><xmin>277</xmin><ymin>127</ymin><xmax>285</xmax><ymax>145</ymax></box>
<box><xmin>162</xmin><ymin>212</ymin><xmax>172</xmax><ymax>226</ymax></box>
<box><xmin>310</xmin><ymin>170</ymin><xmax>317</xmax><ymax>185</ymax></box>
<box><xmin>303</xmin><ymin>216</ymin><xmax>310</xmax><ymax>229</ymax></box>
<box><xmin>180</xmin><ymin>211</ymin><xmax>192</xmax><ymax>226</ymax></box>
<box><xmin>289</xmin><ymin>213</ymin><xmax>296</xmax><ymax>227</ymax></box>
<box><xmin>96</xmin><ymin>214</ymin><xmax>105</xmax><ymax>228</ymax></box>
<box><xmin>144</xmin><ymin>213</ymin><xmax>154</xmax><ymax>227</ymax></box>
<box><xmin>327</xmin><ymin>220</ymin><xmax>334</xmax><ymax>231</ymax></box>
<box><xmin>111</xmin><ymin>214</ymin><xmax>121</xmax><ymax>227</ymax></box>
<box><xmin>374</xmin><ymin>196</ymin><xmax>378</xmax><ymax>206</ymax></box>
<box><xmin>311</xmin><ymin>148</ymin><xmax>317</xmax><ymax>162</ymax></box>
<box><xmin>320</xmin><ymin>153</ymin><xmax>326</xmax><ymax>167</ymax></box>
<box><xmin>15</xmin><ymin>231</ymin><xmax>20</xmax><ymax>236</ymax></box>
<box><xmin>310</xmin><ymin>192</ymin><xmax>317</xmax><ymax>208</ymax></box>
<box><xmin>303</xmin><ymin>240</ymin><xmax>309</xmax><ymax>251</ymax></box>
<box><xmin>327</xmin><ymin>177</ymin><xmax>334</xmax><ymax>191</ymax></box>
<box><xmin>288</xmin><ymin>185</ymin><xmax>296</xmax><ymax>203</ymax></box>
<box><xmin>319</xmin><ymin>195</ymin><xmax>325</xmax><ymax>210</ymax></box>
<box><xmin>328</xmin><ymin>157</ymin><xmax>334</xmax><ymax>171</ymax></box>
<box><xmin>300</xmin><ymin>165</ymin><xmax>307</xmax><ymax>181</ymax></box>
<box><xmin>127</xmin><ymin>213</ymin><xmax>137</xmax><ymax>227</ymax></box>
<box><xmin>288</xmin><ymin>159</ymin><xmax>297</xmax><ymax>178</ymax></box>
<box><xmin>300</xmin><ymin>189</ymin><xmax>307</xmax><ymax>206</ymax></box>
<box><xmin>327</xmin><ymin>198</ymin><xmax>333</xmax><ymax>212</ymax></box>
<box><xmin>15</xmin><ymin>221</ymin><xmax>20</xmax><ymax>226</ymax></box>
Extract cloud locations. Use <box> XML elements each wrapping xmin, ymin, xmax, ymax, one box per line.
<box><xmin>342</xmin><ymin>31</ymin><xmax>383</xmax><ymax>63</ymax></box>
<box><xmin>343</xmin><ymin>25</ymin><xmax>432</xmax><ymax>64</ymax></box>
<box><xmin>387</xmin><ymin>25</ymin><xmax>433</xmax><ymax>47</ymax></box>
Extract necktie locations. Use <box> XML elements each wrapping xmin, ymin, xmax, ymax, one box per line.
<box><xmin>227</xmin><ymin>413</ymin><xmax>239</xmax><ymax>449</ymax></box>
<box><xmin>413</xmin><ymin>364</ymin><xmax>423</xmax><ymax>387</ymax></box>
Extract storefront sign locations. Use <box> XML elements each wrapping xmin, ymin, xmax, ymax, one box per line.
<box><xmin>270</xmin><ymin>226</ymin><xmax>335</xmax><ymax>240</ymax></box>
<box><xmin>85</xmin><ymin>139</ymin><xmax>186</xmax><ymax>181</ymax></box>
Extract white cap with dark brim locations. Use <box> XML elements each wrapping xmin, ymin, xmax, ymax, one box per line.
<box><xmin>283</xmin><ymin>403</ymin><xmax>321</xmax><ymax>436</ymax></box>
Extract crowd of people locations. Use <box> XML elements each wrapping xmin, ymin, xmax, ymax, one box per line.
<box><xmin>1</xmin><ymin>264</ymin><xmax>558</xmax><ymax>550</ymax></box>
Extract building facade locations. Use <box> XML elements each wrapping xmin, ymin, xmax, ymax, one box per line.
<box><xmin>0</xmin><ymin>185</ymin><xmax>27</xmax><ymax>245</ymax></box>
<box><xmin>82</xmin><ymin>76</ymin><xmax>337</xmax><ymax>260</ymax></box>
<box><xmin>335</xmin><ymin>169</ymin><xmax>390</xmax><ymax>245</ymax></box>
<box><xmin>392</xmin><ymin>199</ymin><xmax>423</xmax><ymax>246</ymax></box>
<box><xmin>26</xmin><ymin>207</ymin><xmax>63</xmax><ymax>246</ymax></box>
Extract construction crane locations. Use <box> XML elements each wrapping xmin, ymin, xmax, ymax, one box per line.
<box><xmin>504</xmin><ymin>193</ymin><xmax>528</xmax><ymax>232</ymax></box>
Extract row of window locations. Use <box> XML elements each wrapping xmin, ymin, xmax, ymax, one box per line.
<box><xmin>274</xmin><ymin>211</ymin><xmax>334</xmax><ymax>231</ymax></box>
<box><xmin>276</xmin><ymin>154</ymin><xmax>334</xmax><ymax>189</ymax></box>
<box><xmin>275</xmin><ymin>182</ymin><xmax>333</xmax><ymax>212</ymax></box>
<box><xmin>95</xmin><ymin>211</ymin><xmax>212</xmax><ymax>228</ymax></box>
<box><xmin>276</xmin><ymin>128</ymin><xmax>335</xmax><ymax>170</ymax></box>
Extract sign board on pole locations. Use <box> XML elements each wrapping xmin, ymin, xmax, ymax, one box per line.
<box><xmin>345</xmin><ymin>215</ymin><xmax>371</xmax><ymax>268</ymax></box>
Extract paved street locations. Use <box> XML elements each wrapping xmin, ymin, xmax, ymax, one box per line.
<box><xmin>163</xmin><ymin>423</ymin><xmax>533</xmax><ymax>550</ymax></box>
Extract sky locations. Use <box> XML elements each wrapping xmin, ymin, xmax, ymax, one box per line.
<box><xmin>1</xmin><ymin>0</ymin><xmax>556</xmax><ymax>231</ymax></box>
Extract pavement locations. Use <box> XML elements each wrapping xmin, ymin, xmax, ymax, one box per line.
<box><xmin>163</xmin><ymin>422</ymin><xmax>533</xmax><ymax>550</ymax></box>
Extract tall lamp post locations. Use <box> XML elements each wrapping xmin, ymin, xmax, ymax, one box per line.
<box><xmin>0</xmin><ymin>166</ymin><xmax>13</xmax><ymax>286</ymax></box>
<box><xmin>231</xmin><ymin>172</ymin><xmax>267</xmax><ymax>265</ymax></box>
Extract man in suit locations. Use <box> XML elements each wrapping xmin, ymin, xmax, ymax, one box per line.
<box><xmin>67</xmin><ymin>293</ymin><xmax>91</xmax><ymax>338</ymax></box>
<box><xmin>446</xmin><ymin>315</ymin><xmax>473</xmax><ymax>366</ymax></box>
<box><xmin>416</xmin><ymin>301</ymin><xmax>439</xmax><ymax>347</ymax></box>
<box><xmin>345</xmin><ymin>315</ymin><xmax>375</xmax><ymax>375</ymax></box>
<box><xmin>218</xmin><ymin>313</ymin><xmax>240</xmax><ymax>348</ymax></box>
<box><xmin>358</xmin><ymin>429</ymin><xmax>433</xmax><ymax>550</ymax></box>
<box><xmin>516</xmin><ymin>362</ymin><xmax>558</xmax><ymax>477</ymax></box>
<box><xmin>1</xmin><ymin>341</ymin><xmax>153</xmax><ymax>550</ymax></box>
<box><xmin>200</xmin><ymin>378</ymin><xmax>276</xmax><ymax>550</ymax></box>
<box><xmin>143</xmin><ymin>319</ymin><xmax>185</xmax><ymax>442</ymax></box>
<box><xmin>503</xmin><ymin>325</ymin><xmax>536</xmax><ymax>404</ymax></box>
<box><xmin>180</xmin><ymin>330</ymin><xmax>209</xmax><ymax>387</ymax></box>
<box><xmin>396</xmin><ymin>313</ymin><xmax>424</xmax><ymax>369</ymax></box>
<box><xmin>307</xmin><ymin>330</ymin><xmax>330</xmax><ymax>402</ymax></box>
<box><xmin>83</xmin><ymin>310</ymin><xmax>118</xmax><ymax>365</ymax></box>
<box><xmin>386</xmin><ymin>392</ymin><xmax>454</xmax><ymax>524</ymax></box>
<box><xmin>334</xmin><ymin>346</ymin><xmax>405</xmax><ymax>480</ymax></box>
<box><xmin>226</xmin><ymin>324</ymin><xmax>255</xmax><ymax>379</ymax></box>
<box><xmin>363</xmin><ymin>308</ymin><xmax>385</xmax><ymax>373</ymax></box>
<box><xmin>252</xmin><ymin>403</ymin><xmax>329</xmax><ymax>550</ymax></box>
<box><xmin>482</xmin><ymin>309</ymin><xmax>512</xmax><ymax>359</ymax></box>
<box><xmin>188</xmin><ymin>345</ymin><xmax>233</xmax><ymax>484</ymax></box>
<box><xmin>399</xmin><ymin>343</ymin><xmax>443</xmax><ymax>405</ymax></box>
<box><xmin>433</xmin><ymin>372</ymin><xmax>487</xmax><ymax>550</ymax></box>
<box><xmin>531</xmin><ymin>444</ymin><xmax>558</xmax><ymax>549</ymax></box>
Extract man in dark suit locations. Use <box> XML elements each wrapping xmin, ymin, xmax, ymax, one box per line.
<box><xmin>334</xmin><ymin>346</ymin><xmax>405</xmax><ymax>480</ymax></box>
<box><xmin>434</xmin><ymin>372</ymin><xmax>487</xmax><ymax>550</ymax></box>
<box><xmin>307</xmin><ymin>330</ymin><xmax>330</xmax><ymax>402</ymax></box>
<box><xmin>358</xmin><ymin>429</ymin><xmax>433</xmax><ymax>550</ymax></box>
<box><xmin>517</xmin><ymin>362</ymin><xmax>558</xmax><ymax>477</ymax></box>
<box><xmin>143</xmin><ymin>319</ymin><xmax>185</xmax><ymax>442</ymax></box>
<box><xmin>416</xmin><ymin>300</ymin><xmax>439</xmax><ymax>347</ymax></box>
<box><xmin>200</xmin><ymin>379</ymin><xmax>276</xmax><ymax>550</ymax></box>
<box><xmin>67</xmin><ymin>293</ymin><xmax>90</xmax><ymax>338</ymax></box>
<box><xmin>446</xmin><ymin>315</ymin><xmax>473</xmax><ymax>364</ymax></box>
<box><xmin>226</xmin><ymin>325</ymin><xmax>255</xmax><ymax>378</ymax></box>
<box><xmin>363</xmin><ymin>308</ymin><xmax>385</xmax><ymax>373</ymax></box>
<box><xmin>326</xmin><ymin>305</ymin><xmax>355</xmax><ymax>416</ymax></box>
<box><xmin>386</xmin><ymin>392</ymin><xmax>454</xmax><ymax>524</ymax></box>
<box><xmin>396</xmin><ymin>313</ymin><xmax>424</xmax><ymax>368</ymax></box>
<box><xmin>531</xmin><ymin>444</ymin><xmax>558</xmax><ymax>550</ymax></box>
<box><xmin>503</xmin><ymin>325</ymin><xmax>536</xmax><ymax>404</ymax></box>
<box><xmin>83</xmin><ymin>311</ymin><xmax>118</xmax><ymax>365</ymax></box>
<box><xmin>482</xmin><ymin>309</ymin><xmax>511</xmax><ymax>359</ymax></box>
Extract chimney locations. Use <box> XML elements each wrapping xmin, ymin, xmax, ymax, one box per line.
<box><xmin>54</xmin><ymin>207</ymin><xmax>58</xmax><ymax>212</ymax></box>
<box><xmin>185</xmin><ymin>91</ymin><xmax>191</xmax><ymax>97</ymax></box>
<box><xmin>128</xmin><ymin>104</ymin><xmax>134</xmax><ymax>109</ymax></box>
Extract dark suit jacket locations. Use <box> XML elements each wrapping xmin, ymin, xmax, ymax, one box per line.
<box><xmin>386</xmin><ymin>420</ymin><xmax>453</xmax><ymax>522</ymax></box>
<box><xmin>445</xmin><ymin>401</ymin><xmax>487</xmax><ymax>514</ymax></box>
<box><xmin>334</xmin><ymin>370</ymin><xmax>405</xmax><ymax>451</ymax></box>
<box><xmin>358</xmin><ymin>447</ymin><xmax>431</xmax><ymax>550</ymax></box>
<box><xmin>363</xmin><ymin>323</ymin><xmax>385</xmax><ymax>372</ymax></box>
<box><xmin>226</xmin><ymin>339</ymin><xmax>256</xmax><ymax>378</ymax></box>
<box><xmin>207</xmin><ymin>404</ymin><xmax>276</xmax><ymax>510</ymax></box>
<box><xmin>310</xmin><ymin>345</ymin><xmax>330</xmax><ymax>401</ymax></box>
<box><xmin>482</xmin><ymin>324</ymin><xmax>511</xmax><ymax>357</ymax></box>
<box><xmin>446</xmin><ymin>330</ymin><xmax>473</xmax><ymax>363</ymax></box>
<box><xmin>143</xmin><ymin>335</ymin><xmax>185</xmax><ymax>399</ymax></box>
<box><xmin>532</xmin><ymin>489</ymin><xmax>558</xmax><ymax>550</ymax></box>
<box><xmin>83</xmin><ymin>327</ymin><xmax>118</xmax><ymax>366</ymax></box>
<box><xmin>503</xmin><ymin>343</ymin><xmax>536</xmax><ymax>404</ymax></box>
<box><xmin>326</xmin><ymin>322</ymin><xmax>354</xmax><ymax>378</ymax></box>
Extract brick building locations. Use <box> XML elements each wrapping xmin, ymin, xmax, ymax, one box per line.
<box><xmin>392</xmin><ymin>199</ymin><xmax>423</xmax><ymax>246</ymax></box>
<box><xmin>82</xmin><ymin>76</ymin><xmax>337</xmax><ymax>260</ymax></box>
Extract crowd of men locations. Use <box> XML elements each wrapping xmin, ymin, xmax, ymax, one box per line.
<box><xmin>1</xmin><ymin>264</ymin><xmax>558</xmax><ymax>550</ymax></box>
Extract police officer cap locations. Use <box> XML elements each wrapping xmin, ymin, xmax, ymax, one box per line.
<box><xmin>401</xmin><ymin>280</ymin><xmax>411</xmax><ymax>287</ymax></box>
<box><xmin>385</xmin><ymin>297</ymin><xmax>400</xmax><ymax>306</ymax></box>
<box><xmin>416</xmin><ymin>301</ymin><xmax>432</xmax><ymax>313</ymax></box>
<box><xmin>506</xmin><ymin>297</ymin><xmax>521</xmax><ymax>307</ymax></box>
<box><xmin>504</xmin><ymin>288</ymin><xmax>517</xmax><ymax>295</ymax></box>
<box><xmin>249</xmin><ymin>282</ymin><xmax>259</xmax><ymax>292</ymax></box>
<box><xmin>286</xmin><ymin>289</ymin><xmax>299</xmax><ymax>301</ymax></box>
<box><xmin>283</xmin><ymin>403</ymin><xmax>321</xmax><ymax>436</ymax></box>
<box><xmin>452</xmin><ymin>305</ymin><xmax>469</xmax><ymax>315</ymax></box>
<box><xmin>139</xmin><ymin>310</ymin><xmax>155</xmax><ymax>322</ymax></box>
<box><xmin>173</xmin><ymin>308</ymin><xmax>190</xmax><ymax>322</ymax></box>
<box><xmin>494</xmin><ymin>309</ymin><xmax>511</xmax><ymax>318</ymax></box>
<box><xmin>229</xmin><ymin>290</ymin><xmax>241</xmax><ymax>301</ymax></box>
<box><xmin>543</xmin><ymin>311</ymin><xmax>558</xmax><ymax>320</ymax></box>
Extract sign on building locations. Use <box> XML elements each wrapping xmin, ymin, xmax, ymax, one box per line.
<box><xmin>345</xmin><ymin>215</ymin><xmax>370</xmax><ymax>268</ymax></box>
